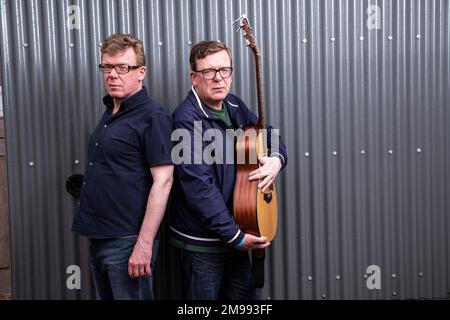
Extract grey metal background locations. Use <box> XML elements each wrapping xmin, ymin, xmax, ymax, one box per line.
<box><xmin>0</xmin><ymin>0</ymin><xmax>449</xmax><ymax>299</ymax></box>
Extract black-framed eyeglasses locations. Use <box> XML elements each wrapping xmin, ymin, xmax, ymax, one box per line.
<box><xmin>194</xmin><ymin>67</ymin><xmax>233</xmax><ymax>80</ymax></box>
<box><xmin>98</xmin><ymin>64</ymin><xmax>142</xmax><ymax>74</ymax></box>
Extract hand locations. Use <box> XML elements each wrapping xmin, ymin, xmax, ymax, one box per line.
<box><xmin>128</xmin><ymin>238</ymin><xmax>153</xmax><ymax>278</ymax></box>
<box><xmin>248</xmin><ymin>156</ymin><xmax>282</xmax><ymax>193</ymax></box>
<box><xmin>239</xmin><ymin>233</ymin><xmax>271</xmax><ymax>250</ymax></box>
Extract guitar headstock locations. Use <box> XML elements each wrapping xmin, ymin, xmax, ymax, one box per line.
<box><xmin>233</xmin><ymin>14</ymin><xmax>264</xmax><ymax>128</ymax></box>
<box><xmin>233</xmin><ymin>14</ymin><xmax>259</xmax><ymax>55</ymax></box>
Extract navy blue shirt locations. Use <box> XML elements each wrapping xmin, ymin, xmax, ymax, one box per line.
<box><xmin>72</xmin><ymin>87</ymin><xmax>173</xmax><ymax>239</ymax></box>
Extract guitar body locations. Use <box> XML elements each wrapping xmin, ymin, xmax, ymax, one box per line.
<box><xmin>233</xmin><ymin>128</ymin><xmax>278</xmax><ymax>241</ymax></box>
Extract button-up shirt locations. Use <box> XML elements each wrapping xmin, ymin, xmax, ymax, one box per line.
<box><xmin>72</xmin><ymin>87</ymin><xmax>173</xmax><ymax>238</ymax></box>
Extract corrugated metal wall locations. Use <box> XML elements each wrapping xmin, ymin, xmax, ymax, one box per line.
<box><xmin>0</xmin><ymin>0</ymin><xmax>449</xmax><ymax>300</ymax></box>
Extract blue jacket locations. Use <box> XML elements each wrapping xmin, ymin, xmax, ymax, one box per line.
<box><xmin>169</xmin><ymin>88</ymin><xmax>287</xmax><ymax>248</ymax></box>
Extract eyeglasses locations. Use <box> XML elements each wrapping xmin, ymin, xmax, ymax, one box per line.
<box><xmin>194</xmin><ymin>67</ymin><xmax>233</xmax><ymax>80</ymax></box>
<box><xmin>98</xmin><ymin>64</ymin><xmax>142</xmax><ymax>74</ymax></box>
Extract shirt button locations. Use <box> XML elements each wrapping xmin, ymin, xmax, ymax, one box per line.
<box><xmin>104</xmin><ymin>124</ymin><xmax>108</xmax><ymax>128</ymax></box>
<box><xmin>83</xmin><ymin>182</ymin><xmax>87</xmax><ymax>185</ymax></box>
<box><xmin>95</xmin><ymin>142</ymin><xmax>99</xmax><ymax>146</ymax></box>
<box><xmin>89</xmin><ymin>162</ymin><xmax>93</xmax><ymax>166</ymax></box>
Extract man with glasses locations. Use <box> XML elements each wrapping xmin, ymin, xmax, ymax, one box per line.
<box><xmin>72</xmin><ymin>34</ymin><xmax>174</xmax><ymax>300</ymax></box>
<box><xmin>170</xmin><ymin>41</ymin><xmax>287</xmax><ymax>299</ymax></box>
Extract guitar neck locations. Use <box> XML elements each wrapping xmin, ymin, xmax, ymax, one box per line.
<box><xmin>240</xmin><ymin>16</ymin><xmax>267</xmax><ymax>154</ymax></box>
<box><xmin>254</xmin><ymin>50</ymin><xmax>265</xmax><ymax>130</ymax></box>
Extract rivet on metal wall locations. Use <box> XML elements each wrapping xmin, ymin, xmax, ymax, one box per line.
<box><xmin>388</xmin><ymin>35</ymin><xmax>393</xmax><ymax>41</ymax></box>
<box><xmin>23</xmin><ymin>43</ymin><xmax>28</xmax><ymax>47</ymax></box>
<box><xmin>321</xmin><ymin>294</ymin><xmax>326</xmax><ymax>299</ymax></box>
<box><xmin>392</xmin><ymin>274</ymin><xmax>396</xmax><ymax>279</ymax></box>
<box><xmin>158</xmin><ymin>41</ymin><xmax>163</xmax><ymax>47</ymax></box>
<box><xmin>188</xmin><ymin>41</ymin><xmax>192</xmax><ymax>46</ymax></box>
<box><xmin>416</xmin><ymin>148</ymin><xmax>422</xmax><ymax>153</ymax></box>
<box><xmin>418</xmin><ymin>272</ymin><xmax>423</xmax><ymax>278</ymax></box>
<box><xmin>361</xmin><ymin>150</ymin><xmax>366</xmax><ymax>155</ymax></box>
<box><xmin>330</xmin><ymin>37</ymin><xmax>336</xmax><ymax>42</ymax></box>
<box><xmin>360</xmin><ymin>36</ymin><xmax>364</xmax><ymax>41</ymax></box>
<box><xmin>302</xmin><ymin>38</ymin><xmax>308</xmax><ymax>44</ymax></box>
<box><xmin>307</xmin><ymin>276</ymin><xmax>312</xmax><ymax>281</ymax></box>
<box><xmin>69</xmin><ymin>43</ymin><xmax>74</xmax><ymax>48</ymax></box>
<box><xmin>266</xmin><ymin>296</ymin><xmax>271</xmax><ymax>300</ymax></box>
<box><xmin>363</xmin><ymin>274</ymin><xmax>368</xmax><ymax>279</ymax></box>
<box><xmin>392</xmin><ymin>291</ymin><xmax>397</xmax><ymax>296</ymax></box>
<box><xmin>332</xmin><ymin>151</ymin><xmax>338</xmax><ymax>156</ymax></box>
<box><xmin>304</xmin><ymin>152</ymin><xmax>310</xmax><ymax>158</ymax></box>
<box><xmin>336</xmin><ymin>275</ymin><xmax>341</xmax><ymax>280</ymax></box>
<box><xmin>28</xmin><ymin>161</ymin><xmax>35</xmax><ymax>167</ymax></box>
<box><xmin>388</xmin><ymin>149</ymin><xmax>393</xmax><ymax>155</ymax></box>
<box><xmin>74</xmin><ymin>160</ymin><xmax>80</xmax><ymax>165</ymax></box>
<box><xmin>416</xmin><ymin>34</ymin><xmax>421</xmax><ymax>40</ymax></box>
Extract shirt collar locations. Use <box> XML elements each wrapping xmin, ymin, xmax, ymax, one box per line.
<box><xmin>103</xmin><ymin>87</ymin><xmax>149</xmax><ymax>112</ymax></box>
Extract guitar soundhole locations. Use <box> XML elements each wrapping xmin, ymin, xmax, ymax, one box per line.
<box><xmin>264</xmin><ymin>192</ymin><xmax>273</xmax><ymax>203</ymax></box>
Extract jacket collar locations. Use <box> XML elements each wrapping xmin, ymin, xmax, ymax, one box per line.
<box><xmin>190</xmin><ymin>86</ymin><xmax>210</xmax><ymax>118</ymax></box>
<box><xmin>188</xmin><ymin>86</ymin><xmax>239</xmax><ymax>120</ymax></box>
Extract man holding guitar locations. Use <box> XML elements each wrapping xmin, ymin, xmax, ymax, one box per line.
<box><xmin>169</xmin><ymin>40</ymin><xmax>287</xmax><ymax>300</ymax></box>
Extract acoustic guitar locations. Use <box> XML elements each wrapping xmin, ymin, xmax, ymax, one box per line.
<box><xmin>233</xmin><ymin>15</ymin><xmax>278</xmax><ymax>242</ymax></box>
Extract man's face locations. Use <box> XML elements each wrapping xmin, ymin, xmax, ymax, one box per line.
<box><xmin>102</xmin><ymin>47</ymin><xmax>146</xmax><ymax>102</ymax></box>
<box><xmin>191</xmin><ymin>50</ymin><xmax>232</xmax><ymax>108</ymax></box>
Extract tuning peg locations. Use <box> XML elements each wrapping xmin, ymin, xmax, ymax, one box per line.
<box><xmin>232</xmin><ymin>16</ymin><xmax>242</xmax><ymax>26</ymax></box>
<box><xmin>233</xmin><ymin>14</ymin><xmax>248</xmax><ymax>32</ymax></box>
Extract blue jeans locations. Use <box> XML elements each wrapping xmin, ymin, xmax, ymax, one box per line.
<box><xmin>90</xmin><ymin>236</ymin><xmax>159</xmax><ymax>300</ymax></box>
<box><xmin>176</xmin><ymin>249</ymin><xmax>261</xmax><ymax>300</ymax></box>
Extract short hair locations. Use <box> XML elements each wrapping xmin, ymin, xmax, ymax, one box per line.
<box><xmin>189</xmin><ymin>41</ymin><xmax>232</xmax><ymax>71</ymax></box>
<box><xmin>101</xmin><ymin>34</ymin><xmax>146</xmax><ymax>66</ymax></box>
